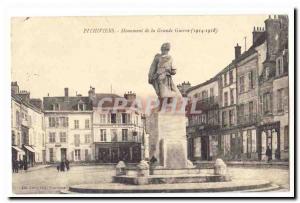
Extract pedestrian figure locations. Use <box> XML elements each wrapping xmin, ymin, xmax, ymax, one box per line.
<box><xmin>15</xmin><ymin>160</ymin><xmax>19</xmax><ymax>173</ymax></box>
<box><xmin>23</xmin><ymin>159</ymin><xmax>28</xmax><ymax>171</ymax></box>
<box><xmin>266</xmin><ymin>146</ymin><xmax>272</xmax><ymax>162</ymax></box>
<box><xmin>65</xmin><ymin>159</ymin><xmax>70</xmax><ymax>171</ymax></box>
<box><xmin>56</xmin><ymin>164</ymin><xmax>60</xmax><ymax>172</ymax></box>
<box><xmin>12</xmin><ymin>159</ymin><xmax>16</xmax><ymax>173</ymax></box>
<box><xmin>275</xmin><ymin>148</ymin><xmax>280</xmax><ymax>160</ymax></box>
<box><xmin>150</xmin><ymin>155</ymin><xmax>158</xmax><ymax>165</ymax></box>
<box><xmin>60</xmin><ymin>161</ymin><xmax>65</xmax><ymax>172</ymax></box>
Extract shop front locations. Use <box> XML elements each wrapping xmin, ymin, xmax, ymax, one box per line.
<box><xmin>257</xmin><ymin>122</ymin><xmax>280</xmax><ymax>161</ymax></box>
<box><xmin>95</xmin><ymin>142</ymin><xmax>141</xmax><ymax>163</ymax></box>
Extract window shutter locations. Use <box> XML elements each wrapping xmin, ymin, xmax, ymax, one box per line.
<box><xmin>284</xmin><ymin>87</ymin><xmax>289</xmax><ymax>112</ymax></box>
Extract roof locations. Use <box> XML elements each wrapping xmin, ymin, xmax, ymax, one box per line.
<box><xmin>187</xmin><ymin>30</ymin><xmax>267</xmax><ymax>94</ymax></box>
<box><xmin>43</xmin><ymin>96</ymin><xmax>93</xmax><ymax>111</ymax></box>
<box><xmin>11</xmin><ymin>93</ymin><xmax>43</xmax><ymax>113</ymax></box>
<box><xmin>186</xmin><ymin>77</ymin><xmax>218</xmax><ymax>93</ymax></box>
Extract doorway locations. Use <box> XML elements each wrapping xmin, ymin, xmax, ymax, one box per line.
<box><xmin>201</xmin><ymin>136</ymin><xmax>210</xmax><ymax>160</ymax></box>
<box><xmin>61</xmin><ymin>148</ymin><xmax>67</xmax><ymax>161</ymax></box>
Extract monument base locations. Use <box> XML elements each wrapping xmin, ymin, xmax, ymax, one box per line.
<box><xmin>148</xmin><ymin>111</ymin><xmax>188</xmax><ymax>169</ymax></box>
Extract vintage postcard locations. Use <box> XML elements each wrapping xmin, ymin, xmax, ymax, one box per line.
<box><xmin>10</xmin><ymin>14</ymin><xmax>294</xmax><ymax>197</ymax></box>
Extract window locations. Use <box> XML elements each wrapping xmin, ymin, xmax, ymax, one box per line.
<box><xmin>85</xmin><ymin>119</ymin><xmax>90</xmax><ymax>129</ymax></box>
<box><xmin>52</xmin><ymin>103</ymin><xmax>60</xmax><ymax>110</ymax></box>
<box><xmin>60</xmin><ymin>132</ymin><xmax>67</xmax><ymax>143</ymax></box>
<box><xmin>265</xmin><ymin>67</ymin><xmax>270</xmax><ymax>79</ymax></box>
<box><xmin>210</xmin><ymin>88</ymin><xmax>214</xmax><ymax>97</ymax></box>
<box><xmin>239</xmin><ymin>76</ymin><xmax>245</xmax><ymax>93</ymax></box>
<box><xmin>49</xmin><ymin>132</ymin><xmax>56</xmax><ymax>143</ymax></box>
<box><xmin>49</xmin><ymin>117</ymin><xmax>56</xmax><ymax>127</ymax></box>
<box><xmin>229</xmin><ymin>70</ymin><xmax>234</xmax><ymax>84</ymax></box>
<box><xmin>277</xmin><ymin>89</ymin><xmax>284</xmax><ymax>112</ymax></box>
<box><xmin>111</xmin><ymin>129</ymin><xmax>118</xmax><ymax>142</ymax></box>
<box><xmin>249</xmin><ymin>101</ymin><xmax>254</xmax><ymax>116</ymax></box>
<box><xmin>263</xmin><ymin>92</ymin><xmax>272</xmax><ymax>114</ymax></box>
<box><xmin>122</xmin><ymin>129</ymin><xmax>128</xmax><ymax>141</ymax></box>
<box><xmin>239</xmin><ymin>104</ymin><xmax>245</xmax><ymax>119</ymax></box>
<box><xmin>74</xmin><ymin>120</ymin><xmax>79</xmax><ymax>129</ymax></box>
<box><xmin>60</xmin><ymin>117</ymin><xmax>68</xmax><ymax>127</ymax></box>
<box><xmin>12</xmin><ymin>131</ymin><xmax>16</xmax><ymax>145</ymax></box>
<box><xmin>222</xmin><ymin>111</ymin><xmax>227</xmax><ymax>127</ymax></box>
<box><xmin>284</xmin><ymin>125</ymin><xmax>289</xmax><ymax>150</ymax></box>
<box><xmin>49</xmin><ymin>148</ymin><xmax>54</xmax><ymax>162</ymax></box>
<box><xmin>229</xmin><ymin>110</ymin><xmax>234</xmax><ymax>126</ymax></box>
<box><xmin>100</xmin><ymin>129</ymin><xmax>107</xmax><ymax>141</ymax></box>
<box><xmin>201</xmin><ymin>90</ymin><xmax>208</xmax><ymax>99</ymax></box>
<box><xmin>84</xmin><ymin>134</ymin><xmax>91</xmax><ymax>143</ymax></box>
<box><xmin>247</xmin><ymin>130</ymin><xmax>252</xmax><ymax>154</ymax></box>
<box><xmin>224</xmin><ymin>73</ymin><xmax>227</xmax><ymax>86</ymax></box>
<box><xmin>122</xmin><ymin>113</ymin><xmax>127</xmax><ymax>124</ymax></box>
<box><xmin>78</xmin><ymin>103</ymin><xmax>85</xmax><ymax>111</ymax></box>
<box><xmin>132</xmin><ymin>131</ymin><xmax>138</xmax><ymax>142</ymax></box>
<box><xmin>230</xmin><ymin>89</ymin><xmax>234</xmax><ymax>105</ymax></box>
<box><xmin>74</xmin><ymin>149</ymin><xmax>81</xmax><ymax>161</ymax></box>
<box><xmin>74</xmin><ymin>134</ymin><xmax>80</xmax><ymax>147</ymax></box>
<box><xmin>276</xmin><ymin>57</ymin><xmax>284</xmax><ymax>76</ymax></box>
<box><xmin>100</xmin><ymin>114</ymin><xmax>106</xmax><ymax>124</ymax></box>
<box><xmin>111</xmin><ymin>113</ymin><xmax>116</xmax><ymax>124</ymax></box>
<box><xmin>248</xmin><ymin>71</ymin><xmax>254</xmax><ymax>89</ymax></box>
<box><xmin>16</xmin><ymin>111</ymin><xmax>20</xmax><ymax>126</ymax></box>
<box><xmin>224</xmin><ymin>92</ymin><xmax>228</xmax><ymax>107</ymax></box>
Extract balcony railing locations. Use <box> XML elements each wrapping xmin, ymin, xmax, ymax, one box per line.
<box><xmin>237</xmin><ymin>114</ymin><xmax>258</xmax><ymax>126</ymax></box>
<box><xmin>189</xmin><ymin>96</ymin><xmax>219</xmax><ymax>111</ymax></box>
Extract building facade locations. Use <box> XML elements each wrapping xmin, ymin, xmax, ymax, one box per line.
<box><xmin>43</xmin><ymin>88</ymin><xmax>93</xmax><ymax>163</ymax></box>
<box><xmin>185</xmin><ymin>15</ymin><xmax>289</xmax><ymax>162</ymax></box>
<box><xmin>89</xmin><ymin>88</ymin><xmax>144</xmax><ymax>163</ymax></box>
<box><xmin>11</xmin><ymin>82</ymin><xmax>46</xmax><ymax>166</ymax></box>
<box><xmin>186</xmin><ymin>78</ymin><xmax>220</xmax><ymax>161</ymax></box>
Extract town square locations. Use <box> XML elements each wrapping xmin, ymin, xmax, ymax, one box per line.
<box><xmin>10</xmin><ymin>15</ymin><xmax>292</xmax><ymax>195</ymax></box>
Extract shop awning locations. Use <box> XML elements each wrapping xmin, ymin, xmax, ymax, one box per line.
<box><xmin>24</xmin><ymin>145</ymin><xmax>35</xmax><ymax>153</ymax></box>
<box><xmin>12</xmin><ymin>146</ymin><xmax>25</xmax><ymax>155</ymax></box>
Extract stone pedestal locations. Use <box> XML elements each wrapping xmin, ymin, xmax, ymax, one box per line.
<box><xmin>148</xmin><ymin>111</ymin><xmax>188</xmax><ymax>169</ymax></box>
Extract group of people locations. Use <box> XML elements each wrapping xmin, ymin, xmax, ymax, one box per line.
<box><xmin>12</xmin><ymin>159</ymin><xmax>28</xmax><ymax>173</ymax></box>
<box><xmin>56</xmin><ymin>159</ymin><xmax>70</xmax><ymax>172</ymax></box>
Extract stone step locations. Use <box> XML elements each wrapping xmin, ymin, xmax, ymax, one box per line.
<box><xmin>67</xmin><ymin>179</ymin><xmax>272</xmax><ymax>193</ymax></box>
<box><xmin>113</xmin><ymin>174</ymin><xmax>229</xmax><ymax>185</ymax></box>
<box><xmin>241</xmin><ymin>184</ymin><xmax>281</xmax><ymax>192</ymax></box>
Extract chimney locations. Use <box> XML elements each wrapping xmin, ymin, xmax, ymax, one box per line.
<box><xmin>64</xmin><ymin>88</ymin><xmax>69</xmax><ymax>97</ymax></box>
<box><xmin>124</xmin><ymin>91</ymin><xmax>136</xmax><ymax>102</ymax></box>
<box><xmin>234</xmin><ymin>43</ymin><xmax>241</xmax><ymax>59</ymax></box>
<box><xmin>252</xmin><ymin>26</ymin><xmax>265</xmax><ymax>46</ymax></box>
<box><xmin>265</xmin><ymin>15</ymin><xmax>281</xmax><ymax>61</ymax></box>
<box><xmin>17</xmin><ymin>90</ymin><xmax>30</xmax><ymax>103</ymax></box>
<box><xmin>11</xmin><ymin>81</ymin><xmax>19</xmax><ymax>95</ymax></box>
<box><xmin>88</xmin><ymin>86</ymin><xmax>96</xmax><ymax>99</ymax></box>
<box><xmin>177</xmin><ymin>81</ymin><xmax>192</xmax><ymax>97</ymax></box>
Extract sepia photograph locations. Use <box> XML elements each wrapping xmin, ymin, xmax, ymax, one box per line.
<box><xmin>9</xmin><ymin>14</ymin><xmax>294</xmax><ymax>197</ymax></box>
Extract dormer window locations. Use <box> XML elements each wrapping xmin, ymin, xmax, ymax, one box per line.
<box><xmin>52</xmin><ymin>103</ymin><xmax>60</xmax><ymax>111</ymax></box>
<box><xmin>78</xmin><ymin>101</ymin><xmax>85</xmax><ymax>111</ymax></box>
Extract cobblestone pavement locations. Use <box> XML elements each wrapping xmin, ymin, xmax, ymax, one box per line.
<box><xmin>12</xmin><ymin>165</ymin><xmax>290</xmax><ymax>194</ymax></box>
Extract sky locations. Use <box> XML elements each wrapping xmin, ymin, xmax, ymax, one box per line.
<box><xmin>11</xmin><ymin>15</ymin><xmax>267</xmax><ymax>99</ymax></box>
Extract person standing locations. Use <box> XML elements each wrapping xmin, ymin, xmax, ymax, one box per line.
<box><xmin>15</xmin><ymin>160</ymin><xmax>19</xmax><ymax>173</ymax></box>
<box><xmin>23</xmin><ymin>159</ymin><xmax>28</xmax><ymax>171</ymax></box>
<box><xmin>60</xmin><ymin>161</ymin><xmax>65</xmax><ymax>172</ymax></box>
<box><xmin>266</xmin><ymin>146</ymin><xmax>272</xmax><ymax>162</ymax></box>
<box><xmin>65</xmin><ymin>159</ymin><xmax>70</xmax><ymax>171</ymax></box>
